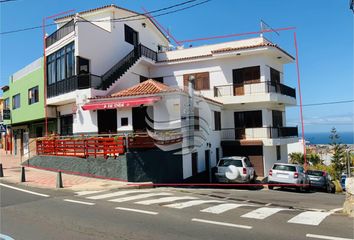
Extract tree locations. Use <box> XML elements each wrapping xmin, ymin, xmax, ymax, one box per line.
<box><xmin>329</xmin><ymin>127</ymin><xmax>347</xmax><ymax>179</ymax></box>
<box><xmin>289</xmin><ymin>152</ymin><xmax>304</xmax><ymax>165</ymax></box>
<box><xmin>288</xmin><ymin>152</ymin><xmax>323</xmax><ymax>165</ymax></box>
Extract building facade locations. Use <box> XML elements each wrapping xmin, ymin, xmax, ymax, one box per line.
<box><xmin>2</xmin><ymin>58</ymin><xmax>56</xmax><ymax>157</ymax></box>
<box><xmin>19</xmin><ymin>5</ymin><xmax>298</xmax><ymax>181</ymax></box>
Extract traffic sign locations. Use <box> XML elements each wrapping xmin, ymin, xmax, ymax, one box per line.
<box><xmin>3</xmin><ymin>110</ymin><xmax>10</xmax><ymax>120</ymax></box>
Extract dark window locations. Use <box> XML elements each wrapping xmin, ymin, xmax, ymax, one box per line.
<box><xmin>140</xmin><ymin>75</ymin><xmax>148</xmax><ymax>83</ymax></box>
<box><xmin>218</xmin><ymin>159</ymin><xmax>243</xmax><ymax>167</ymax></box>
<box><xmin>234</xmin><ymin>110</ymin><xmax>262</xmax><ymax>128</ymax></box>
<box><xmin>4</xmin><ymin>98</ymin><xmax>10</xmax><ymax>110</ymax></box>
<box><xmin>183</xmin><ymin>72</ymin><xmax>210</xmax><ymax>90</ymax></box>
<box><xmin>121</xmin><ymin>117</ymin><xmax>128</xmax><ymax>126</ymax></box>
<box><xmin>60</xmin><ymin>115</ymin><xmax>73</xmax><ymax>136</ymax></box>
<box><xmin>270</xmin><ymin>67</ymin><xmax>280</xmax><ymax>84</ymax></box>
<box><xmin>28</xmin><ymin>86</ymin><xmax>39</xmax><ymax>105</ymax></box>
<box><xmin>307</xmin><ymin>170</ymin><xmax>324</xmax><ymax>177</ymax></box>
<box><xmin>124</xmin><ymin>24</ymin><xmax>138</xmax><ymax>46</ymax></box>
<box><xmin>153</xmin><ymin>77</ymin><xmax>163</xmax><ymax>83</ymax></box>
<box><xmin>214</xmin><ymin>111</ymin><xmax>221</xmax><ymax>131</ymax></box>
<box><xmin>276</xmin><ymin>146</ymin><xmax>281</xmax><ymax>160</ymax></box>
<box><xmin>192</xmin><ymin>152</ymin><xmax>198</xmax><ymax>175</ymax></box>
<box><xmin>194</xmin><ymin>108</ymin><xmax>199</xmax><ymax>131</ymax></box>
<box><xmin>12</xmin><ymin>94</ymin><xmax>20</xmax><ymax>110</ymax></box>
<box><xmin>77</xmin><ymin>57</ymin><xmax>90</xmax><ymax>74</ymax></box>
<box><xmin>216</xmin><ymin>147</ymin><xmax>220</xmax><ymax>163</ymax></box>
<box><xmin>47</xmin><ymin>42</ymin><xmax>75</xmax><ymax>85</ymax></box>
<box><xmin>273</xmin><ymin>164</ymin><xmax>296</xmax><ymax>171</ymax></box>
<box><xmin>272</xmin><ymin>110</ymin><xmax>283</xmax><ymax>127</ymax></box>
<box><xmin>36</xmin><ymin>126</ymin><xmax>43</xmax><ymax>137</ymax></box>
<box><xmin>233</xmin><ymin>66</ymin><xmax>260</xmax><ymax>84</ymax></box>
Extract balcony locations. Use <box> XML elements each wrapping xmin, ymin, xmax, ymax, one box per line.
<box><xmin>47</xmin><ymin>74</ymin><xmax>102</xmax><ymax>98</ymax></box>
<box><xmin>221</xmin><ymin>127</ymin><xmax>298</xmax><ymax>141</ymax></box>
<box><xmin>46</xmin><ymin>19</ymin><xmax>75</xmax><ymax>48</ymax></box>
<box><xmin>214</xmin><ymin>81</ymin><xmax>296</xmax><ymax>99</ymax></box>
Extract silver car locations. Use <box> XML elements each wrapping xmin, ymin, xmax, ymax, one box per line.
<box><xmin>268</xmin><ymin>163</ymin><xmax>310</xmax><ymax>192</ymax></box>
<box><xmin>215</xmin><ymin>156</ymin><xmax>256</xmax><ymax>183</ymax></box>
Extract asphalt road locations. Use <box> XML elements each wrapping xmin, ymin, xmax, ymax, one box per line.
<box><xmin>0</xmin><ymin>182</ymin><xmax>353</xmax><ymax>240</ymax></box>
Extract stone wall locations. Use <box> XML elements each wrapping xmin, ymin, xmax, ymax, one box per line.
<box><xmin>343</xmin><ymin>177</ymin><xmax>354</xmax><ymax>217</ymax></box>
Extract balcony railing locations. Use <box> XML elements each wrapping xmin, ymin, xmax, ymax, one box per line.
<box><xmin>138</xmin><ymin>44</ymin><xmax>158</xmax><ymax>61</ymax></box>
<box><xmin>47</xmin><ymin>74</ymin><xmax>102</xmax><ymax>98</ymax></box>
<box><xmin>214</xmin><ymin>81</ymin><xmax>296</xmax><ymax>98</ymax></box>
<box><xmin>46</xmin><ymin>19</ymin><xmax>75</xmax><ymax>48</ymax></box>
<box><xmin>221</xmin><ymin>127</ymin><xmax>298</xmax><ymax>140</ymax></box>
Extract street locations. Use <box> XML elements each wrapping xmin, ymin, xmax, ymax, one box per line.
<box><xmin>1</xmin><ymin>182</ymin><xmax>353</xmax><ymax>240</ymax></box>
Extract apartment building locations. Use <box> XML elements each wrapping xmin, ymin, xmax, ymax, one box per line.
<box><xmin>36</xmin><ymin>5</ymin><xmax>297</xmax><ymax>181</ymax></box>
<box><xmin>2</xmin><ymin>58</ymin><xmax>57</xmax><ymax>156</ymax></box>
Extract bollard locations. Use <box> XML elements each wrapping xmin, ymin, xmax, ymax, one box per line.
<box><xmin>21</xmin><ymin>166</ymin><xmax>26</xmax><ymax>182</ymax></box>
<box><xmin>0</xmin><ymin>163</ymin><xmax>3</xmax><ymax>177</ymax></box>
<box><xmin>56</xmin><ymin>171</ymin><xmax>63</xmax><ymax>188</ymax></box>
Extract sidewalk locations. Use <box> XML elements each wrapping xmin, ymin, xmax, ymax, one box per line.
<box><xmin>0</xmin><ymin>149</ymin><xmax>138</xmax><ymax>191</ymax></box>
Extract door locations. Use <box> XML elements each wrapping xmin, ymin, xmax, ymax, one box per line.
<box><xmin>234</xmin><ymin>112</ymin><xmax>245</xmax><ymax>139</ymax></box>
<box><xmin>133</xmin><ymin>30</ymin><xmax>139</xmax><ymax>47</ymax></box>
<box><xmin>192</xmin><ymin>152</ymin><xmax>198</xmax><ymax>176</ymax></box>
<box><xmin>132</xmin><ymin>106</ymin><xmax>149</xmax><ymax>132</ymax></box>
<box><xmin>23</xmin><ymin>131</ymin><xmax>29</xmax><ymax>158</ymax></box>
<box><xmin>233</xmin><ymin>69</ymin><xmax>245</xmax><ymax>96</ymax></box>
<box><xmin>60</xmin><ymin>115</ymin><xmax>73</xmax><ymax>136</ymax></box>
<box><xmin>97</xmin><ymin>109</ymin><xmax>117</xmax><ymax>134</ymax></box>
<box><xmin>205</xmin><ymin>150</ymin><xmax>211</xmax><ymax>182</ymax></box>
<box><xmin>77</xmin><ymin>57</ymin><xmax>90</xmax><ymax>88</ymax></box>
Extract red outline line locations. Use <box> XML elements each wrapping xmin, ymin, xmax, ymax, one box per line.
<box><xmin>177</xmin><ymin>27</ymin><xmax>296</xmax><ymax>44</ymax></box>
<box><xmin>25</xmin><ymin>164</ymin><xmax>128</xmax><ymax>182</ymax></box>
<box><xmin>127</xmin><ymin>183</ymin><xmax>310</xmax><ymax>187</ymax></box>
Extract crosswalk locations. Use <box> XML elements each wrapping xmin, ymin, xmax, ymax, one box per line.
<box><xmin>74</xmin><ymin>189</ymin><xmax>335</xmax><ymax>226</ymax></box>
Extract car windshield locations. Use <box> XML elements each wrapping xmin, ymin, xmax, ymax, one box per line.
<box><xmin>307</xmin><ymin>170</ymin><xmax>323</xmax><ymax>176</ymax></box>
<box><xmin>218</xmin><ymin>159</ymin><xmax>243</xmax><ymax>167</ymax></box>
<box><xmin>273</xmin><ymin>164</ymin><xmax>296</xmax><ymax>172</ymax></box>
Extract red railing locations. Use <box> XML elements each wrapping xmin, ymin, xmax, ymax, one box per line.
<box><xmin>36</xmin><ymin>137</ymin><xmax>125</xmax><ymax>158</ymax></box>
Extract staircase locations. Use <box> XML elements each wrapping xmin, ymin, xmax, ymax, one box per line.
<box><xmin>99</xmin><ymin>44</ymin><xmax>157</xmax><ymax>90</ymax></box>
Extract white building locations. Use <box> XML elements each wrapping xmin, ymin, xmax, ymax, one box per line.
<box><xmin>43</xmin><ymin>5</ymin><xmax>298</xmax><ymax>181</ymax></box>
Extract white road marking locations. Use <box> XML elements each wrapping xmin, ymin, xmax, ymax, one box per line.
<box><xmin>135</xmin><ymin>196</ymin><xmax>199</xmax><ymax>205</ymax></box>
<box><xmin>115</xmin><ymin>207</ymin><xmax>158</xmax><ymax>215</ymax></box>
<box><xmin>241</xmin><ymin>207</ymin><xmax>285</xmax><ymax>219</ymax></box>
<box><xmin>0</xmin><ymin>183</ymin><xmax>50</xmax><ymax>197</ymax></box>
<box><xmin>0</xmin><ymin>233</ymin><xmax>15</xmax><ymax>240</ymax></box>
<box><xmin>306</xmin><ymin>233</ymin><xmax>354</xmax><ymax>240</ymax></box>
<box><xmin>63</xmin><ymin>199</ymin><xmax>95</xmax><ymax>206</ymax></box>
<box><xmin>329</xmin><ymin>208</ymin><xmax>343</xmax><ymax>214</ymax></box>
<box><xmin>164</xmin><ymin>200</ymin><xmax>224</xmax><ymax>209</ymax></box>
<box><xmin>75</xmin><ymin>190</ymin><xmax>106</xmax><ymax>196</ymax></box>
<box><xmin>86</xmin><ymin>189</ymin><xmax>152</xmax><ymax>200</ymax></box>
<box><xmin>109</xmin><ymin>192</ymin><xmax>173</xmax><ymax>203</ymax></box>
<box><xmin>191</xmin><ymin>218</ymin><xmax>252</xmax><ymax>230</ymax></box>
<box><xmin>201</xmin><ymin>203</ymin><xmax>252</xmax><ymax>214</ymax></box>
<box><xmin>288</xmin><ymin>211</ymin><xmax>332</xmax><ymax>226</ymax></box>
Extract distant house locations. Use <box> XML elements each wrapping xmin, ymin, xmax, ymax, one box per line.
<box><xmin>6</xmin><ymin>5</ymin><xmax>299</xmax><ymax>182</ymax></box>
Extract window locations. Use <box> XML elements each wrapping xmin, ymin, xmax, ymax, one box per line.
<box><xmin>140</xmin><ymin>75</ymin><xmax>148</xmax><ymax>83</ymax></box>
<box><xmin>28</xmin><ymin>86</ymin><xmax>39</xmax><ymax>105</ymax></box>
<box><xmin>214</xmin><ymin>111</ymin><xmax>221</xmax><ymax>131</ymax></box>
<box><xmin>183</xmin><ymin>72</ymin><xmax>210</xmax><ymax>90</ymax></box>
<box><xmin>194</xmin><ymin>108</ymin><xmax>199</xmax><ymax>131</ymax></box>
<box><xmin>12</xmin><ymin>94</ymin><xmax>20</xmax><ymax>110</ymax></box>
<box><xmin>234</xmin><ymin>111</ymin><xmax>262</xmax><ymax>128</ymax></box>
<box><xmin>218</xmin><ymin>159</ymin><xmax>243</xmax><ymax>167</ymax></box>
<box><xmin>270</xmin><ymin>67</ymin><xmax>280</xmax><ymax>84</ymax></box>
<box><xmin>276</xmin><ymin>146</ymin><xmax>281</xmax><ymax>160</ymax></box>
<box><xmin>121</xmin><ymin>117</ymin><xmax>128</xmax><ymax>126</ymax></box>
<box><xmin>233</xmin><ymin>66</ymin><xmax>260</xmax><ymax>84</ymax></box>
<box><xmin>272</xmin><ymin>110</ymin><xmax>283</xmax><ymax>127</ymax></box>
<box><xmin>4</xmin><ymin>98</ymin><xmax>10</xmax><ymax>110</ymax></box>
<box><xmin>153</xmin><ymin>77</ymin><xmax>163</xmax><ymax>83</ymax></box>
<box><xmin>47</xmin><ymin>42</ymin><xmax>75</xmax><ymax>85</ymax></box>
<box><xmin>36</xmin><ymin>126</ymin><xmax>43</xmax><ymax>137</ymax></box>
<box><xmin>124</xmin><ymin>24</ymin><xmax>138</xmax><ymax>45</ymax></box>
<box><xmin>273</xmin><ymin>163</ymin><xmax>295</xmax><ymax>171</ymax></box>
<box><xmin>60</xmin><ymin>115</ymin><xmax>73</xmax><ymax>136</ymax></box>
<box><xmin>192</xmin><ymin>152</ymin><xmax>198</xmax><ymax>175</ymax></box>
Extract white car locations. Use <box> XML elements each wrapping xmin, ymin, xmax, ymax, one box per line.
<box><xmin>215</xmin><ymin>156</ymin><xmax>256</xmax><ymax>183</ymax></box>
<box><xmin>268</xmin><ymin>163</ymin><xmax>310</xmax><ymax>191</ymax></box>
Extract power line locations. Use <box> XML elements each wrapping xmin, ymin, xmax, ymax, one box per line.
<box><xmin>0</xmin><ymin>0</ymin><xmax>209</xmax><ymax>35</ymax></box>
<box><xmin>291</xmin><ymin>100</ymin><xmax>354</xmax><ymax>107</ymax></box>
<box><xmin>0</xmin><ymin>0</ymin><xmax>18</xmax><ymax>3</ymax></box>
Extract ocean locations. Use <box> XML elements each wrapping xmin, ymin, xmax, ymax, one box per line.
<box><xmin>302</xmin><ymin>132</ymin><xmax>354</xmax><ymax>144</ymax></box>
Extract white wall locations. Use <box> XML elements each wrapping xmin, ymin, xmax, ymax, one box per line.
<box><xmin>117</xmin><ymin>108</ymin><xmax>133</xmax><ymax>132</ymax></box>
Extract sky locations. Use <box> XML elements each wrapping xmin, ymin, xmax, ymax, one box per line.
<box><xmin>0</xmin><ymin>0</ymin><xmax>353</xmax><ymax>134</ymax></box>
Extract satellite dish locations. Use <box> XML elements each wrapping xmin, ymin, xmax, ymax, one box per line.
<box><xmin>225</xmin><ymin>165</ymin><xmax>239</xmax><ymax>180</ymax></box>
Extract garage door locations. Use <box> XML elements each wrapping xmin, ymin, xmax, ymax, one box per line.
<box><xmin>222</xmin><ymin>145</ymin><xmax>264</xmax><ymax>177</ymax></box>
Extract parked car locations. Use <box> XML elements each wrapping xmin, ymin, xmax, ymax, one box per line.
<box><xmin>268</xmin><ymin>163</ymin><xmax>310</xmax><ymax>192</ymax></box>
<box><xmin>306</xmin><ymin>170</ymin><xmax>335</xmax><ymax>193</ymax></box>
<box><xmin>215</xmin><ymin>156</ymin><xmax>256</xmax><ymax>183</ymax></box>
<box><xmin>341</xmin><ymin>174</ymin><xmax>347</xmax><ymax>191</ymax></box>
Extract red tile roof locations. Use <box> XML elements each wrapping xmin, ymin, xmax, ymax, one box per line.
<box><xmin>111</xmin><ymin>79</ymin><xmax>176</xmax><ymax>97</ymax></box>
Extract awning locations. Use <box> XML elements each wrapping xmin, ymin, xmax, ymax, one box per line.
<box><xmin>82</xmin><ymin>96</ymin><xmax>161</xmax><ymax>111</ymax></box>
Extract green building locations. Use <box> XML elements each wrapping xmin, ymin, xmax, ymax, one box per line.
<box><xmin>2</xmin><ymin>57</ymin><xmax>56</xmax><ymax>155</ymax></box>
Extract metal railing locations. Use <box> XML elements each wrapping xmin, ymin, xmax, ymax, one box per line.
<box><xmin>47</xmin><ymin>74</ymin><xmax>102</xmax><ymax>98</ymax></box>
<box><xmin>138</xmin><ymin>44</ymin><xmax>158</xmax><ymax>61</ymax></box>
<box><xmin>46</xmin><ymin>19</ymin><xmax>75</xmax><ymax>48</ymax></box>
<box><xmin>214</xmin><ymin>81</ymin><xmax>296</xmax><ymax>98</ymax></box>
<box><xmin>221</xmin><ymin>127</ymin><xmax>298</xmax><ymax>140</ymax></box>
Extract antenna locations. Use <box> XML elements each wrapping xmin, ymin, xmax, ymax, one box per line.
<box><xmin>260</xmin><ymin>20</ymin><xmax>280</xmax><ymax>37</ymax></box>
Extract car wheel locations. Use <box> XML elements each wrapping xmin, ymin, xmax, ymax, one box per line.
<box><xmin>268</xmin><ymin>185</ymin><xmax>274</xmax><ymax>190</ymax></box>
